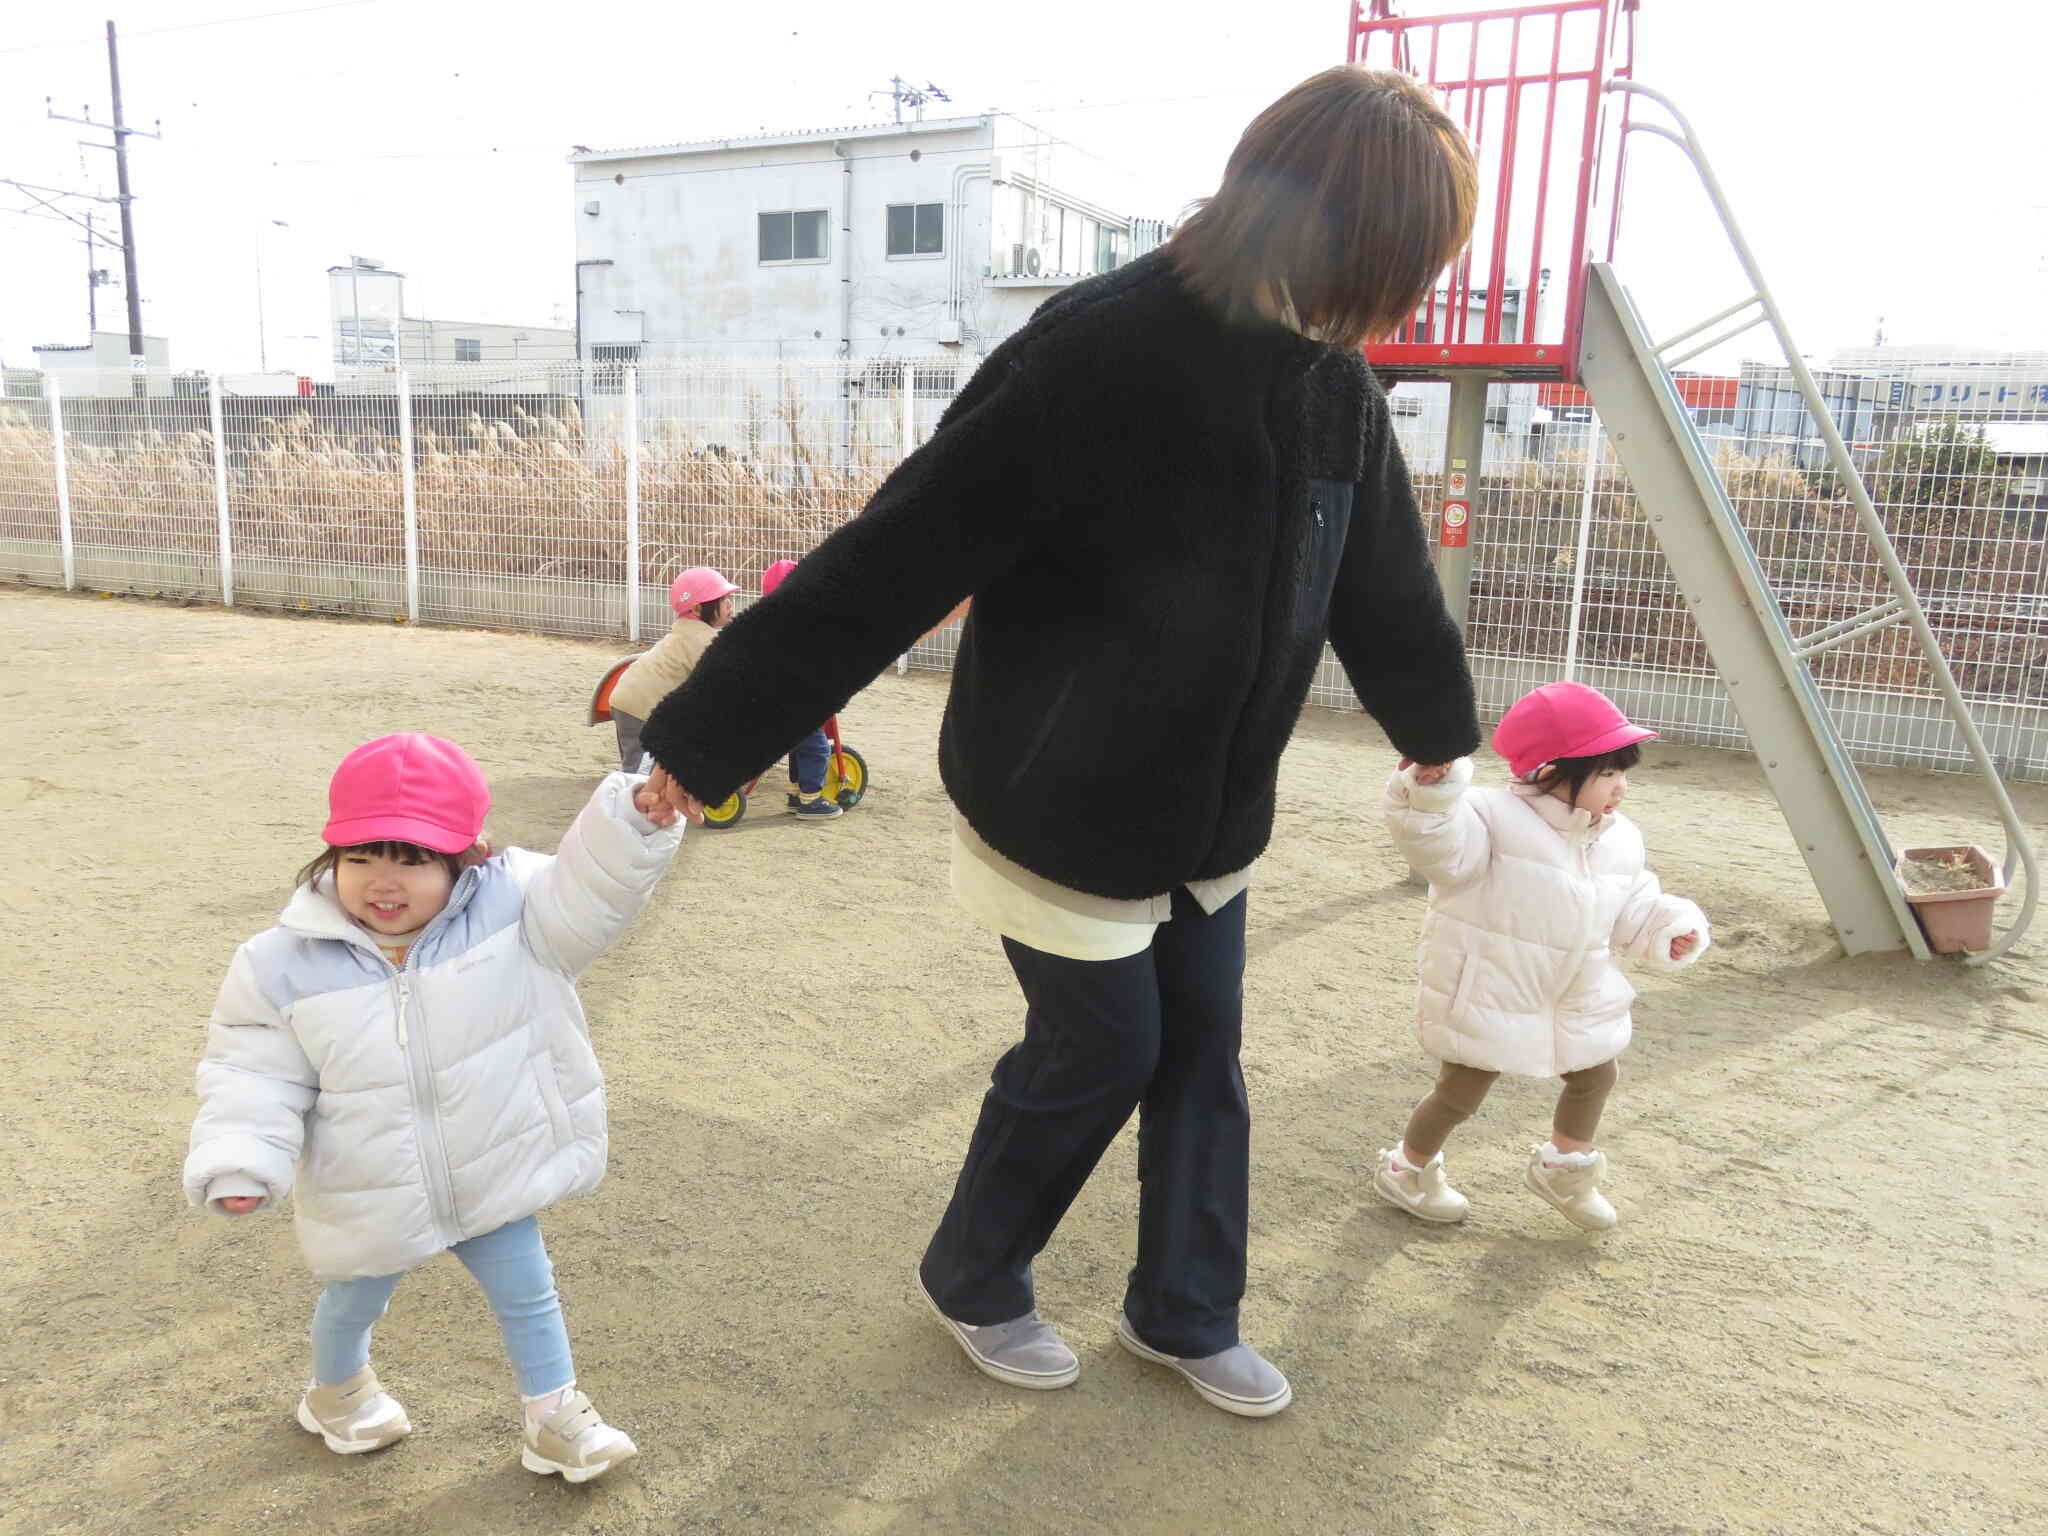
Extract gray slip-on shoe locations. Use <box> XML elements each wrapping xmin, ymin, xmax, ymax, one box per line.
<box><xmin>1116</xmin><ymin>1314</ymin><xmax>1292</xmax><ymax>1418</ymax></box>
<box><xmin>917</xmin><ymin>1271</ymin><xmax>1079</xmax><ymax>1390</ymax></box>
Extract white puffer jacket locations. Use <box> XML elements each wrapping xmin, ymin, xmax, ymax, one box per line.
<box><xmin>1383</xmin><ymin>759</ymin><xmax>1708</xmax><ymax>1077</ymax></box>
<box><xmin>183</xmin><ymin>773</ymin><xmax>681</xmax><ymax>1281</ymax></box>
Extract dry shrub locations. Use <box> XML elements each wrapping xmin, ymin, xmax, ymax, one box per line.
<box><xmin>6</xmin><ymin>398</ymin><xmax>2042</xmax><ymax>702</ymax></box>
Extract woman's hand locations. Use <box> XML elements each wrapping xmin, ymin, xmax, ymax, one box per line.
<box><xmin>644</xmin><ymin>764</ymin><xmax>706</xmax><ymax>826</ymax></box>
<box><xmin>216</xmin><ymin>1196</ymin><xmax>262</xmax><ymax>1215</ymax></box>
<box><xmin>1669</xmin><ymin>932</ymin><xmax>1700</xmax><ymax>961</ymax></box>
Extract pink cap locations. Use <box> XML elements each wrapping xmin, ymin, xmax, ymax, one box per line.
<box><xmin>760</xmin><ymin>557</ymin><xmax>798</xmax><ymax>596</ymax></box>
<box><xmin>1492</xmin><ymin>682</ymin><xmax>1656</xmax><ymax>779</ymax></box>
<box><xmin>669</xmin><ymin>565</ymin><xmax>738</xmax><ymax>617</ymax></box>
<box><xmin>322</xmin><ymin>733</ymin><xmax>490</xmax><ymax>854</ymax></box>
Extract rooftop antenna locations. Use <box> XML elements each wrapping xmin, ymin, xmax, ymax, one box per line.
<box><xmin>871</xmin><ymin>77</ymin><xmax>950</xmax><ymax>123</ymax></box>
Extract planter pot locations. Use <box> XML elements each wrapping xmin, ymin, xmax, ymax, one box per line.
<box><xmin>1896</xmin><ymin>844</ymin><xmax>2005</xmax><ymax>954</ymax></box>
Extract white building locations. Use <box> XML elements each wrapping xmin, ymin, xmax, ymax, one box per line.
<box><xmin>328</xmin><ymin>259</ymin><xmax>575</xmax><ymax>391</ymax></box>
<box><xmin>1826</xmin><ymin>345</ymin><xmax>2048</xmax><ymax>420</ymax></box>
<box><xmin>31</xmin><ymin>332</ymin><xmax>172</xmax><ymax>396</ymax></box>
<box><xmin>569</xmin><ymin>115</ymin><xmax>1169</xmax><ymax>365</ymax></box>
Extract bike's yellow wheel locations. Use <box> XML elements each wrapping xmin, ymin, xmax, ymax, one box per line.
<box><xmin>702</xmin><ymin>789</ymin><xmax>747</xmax><ymax>829</ymax></box>
<box><xmin>824</xmin><ymin>746</ymin><xmax>868</xmax><ymax>809</ymax></box>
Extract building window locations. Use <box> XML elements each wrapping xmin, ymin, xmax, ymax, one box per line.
<box><xmin>886</xmin><ymin>202</ymin><xmax>944</xmax><ymax>257</ymax></box>
<box><xmin>1095</xmin><ymin>223</ymin><xmax>1124</xmax><ymax>274</ymax></box>
<box><xmin>759</xmin><ymin>209</ymin><xmax>829</xmax><ymax>265</ymax></box>
<box><xmin>454</xmin><ymin>337</ymin><xmax>482</xmax><ymax>362</ymax></box>
<box><xmin>591</xmin><ymin>343</ymin><xmax>640</xmax><ymax>395</ymax></box>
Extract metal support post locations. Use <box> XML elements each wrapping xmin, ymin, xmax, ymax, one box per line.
<box><xmin>397</xmin><ymin>368</ymin><xmax>419</xmax><ymax>622</ymax></box>
<box><xmin>1433</xmin><ymin>372</ymin><xmax>1488</xmax><ymax>632</ymax></box>
<box><xmin>208</xmin><ymin>374</ymin><xmax>233</xmax><ymax>606</ymax></box>
<box><xmin>45</xmin><ymin>372</ymin><xmax>75</xmax><ymax>591</ymax></box>
<box><xmin>1561</xmin><ymin>411</ymin><xmax>1602</xmax><ymax>679</ymax></box>
<box><xmin>624</xmin><ymin>366</ymin><xmax>642</xmax><ymax>643</ymax></box>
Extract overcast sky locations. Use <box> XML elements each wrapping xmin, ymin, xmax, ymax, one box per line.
<box><xmin>3</xmin><ymin>0</ymin><xmax>2043</xmax><ymax>378</ymax></box>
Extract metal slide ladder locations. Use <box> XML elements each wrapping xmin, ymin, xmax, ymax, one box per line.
<box><xmin>1576</xmin><ymin>82</ymin><xmax>2037</xmax><ymax>965</ymax></box>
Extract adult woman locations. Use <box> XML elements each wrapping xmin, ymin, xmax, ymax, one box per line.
<box><xmin>643</xmin><ymin>65</ymin><xmax>1480</xmax><ymax>1417</ymax></box>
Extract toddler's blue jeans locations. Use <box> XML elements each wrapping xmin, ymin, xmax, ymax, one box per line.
<box><xmin>788</xmin><ymin>726</ymin><xmax>830</xmax><ymax>794</ymax></box>
<box><xmin>309</xmin><ymin>1215</ymin><xmax>573</xmax><ymax>1396</ymax></box>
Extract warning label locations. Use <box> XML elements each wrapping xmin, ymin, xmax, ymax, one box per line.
<box><xmin>1440</xmin><ymin>499</ymin><xmax>1470</xmax><ymax>549</ymax></box>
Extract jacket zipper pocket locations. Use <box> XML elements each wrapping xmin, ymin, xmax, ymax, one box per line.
<box><xmin>535</xmin><ymin>1055</ymin><xmax>573</xmax><ymax>1150</ymax></box>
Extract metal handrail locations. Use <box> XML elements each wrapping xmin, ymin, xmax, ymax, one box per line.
<box><xmin>1604</xmin><ymin>80</ymin><xmax>2037</xmax><ymax>964</ymax></box>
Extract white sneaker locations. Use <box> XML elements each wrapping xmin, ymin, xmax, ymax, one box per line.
<box><xmin>521</xmin><ymin>1390</ymin><xmax>639</xmax><ymax>1484</ymax></box>
<box><xmin>296</xmin><ymin>1366</ymin><xmax>411</xmax><ymax>1454</ymax></box>
<box><xmin>1372</xmin><ymin>1144</ymin><xmax>1469</xmax><ymax>1224</ymax></box>
<box><xmin>1525</xmin><ymin>1142</ymin><xmax>1618</xmax><ymax>1231</ymax></box>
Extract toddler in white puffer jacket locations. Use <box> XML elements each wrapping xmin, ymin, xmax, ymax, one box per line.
<box><xmin>183</xmin><ymin>732</ymin><xmax>680</xmax><ymax>1482</ymax></box>
<box><xmin>1376</xmin><ymin>682</ymin><xmax>1709</xmax><ymax>1232</ymax></box>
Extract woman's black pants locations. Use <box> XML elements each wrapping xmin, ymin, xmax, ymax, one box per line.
<box><xmin>919</xmin><ymin>889</ymin><xmax>1249</xmax><ymax>1357</ymax></box>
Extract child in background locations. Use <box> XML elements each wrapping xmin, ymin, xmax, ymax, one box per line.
<box><xmin>607</xmin><ymin>565</ymin><xmax>739</xmax><ymax>771</ymax></box>
<box><xmin>184</xmin><ymin>733</ymin><xmax>681</xmax><ymax>1481</ymax></box>
<box><xmin>761</xmin><ymin>556</ymin><xmax>843</xmax><ymax>821</ymax></box>
<box><xmin>1376</xmin><ymin>682</ymin><xmax>1709</xmax><ymax>1231</ymax></box>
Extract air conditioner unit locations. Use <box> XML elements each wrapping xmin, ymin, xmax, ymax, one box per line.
<box><xmin>1023</xmin><ymin>246</ymin><xmax>1043</xmax><ymax>277</ymax></box>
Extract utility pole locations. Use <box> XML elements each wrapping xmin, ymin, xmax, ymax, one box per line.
<box><xmin>44</xmin><ymin>21</ymin><xmax>161</xmax><ymax>396</ymax></box>
<box><xmin>86</xmin><ymin>212</ymin><xmax>98</xmax><ymax>333</ymax></box>
<box><xmin>104</xmin><ymin>22</ymin><xmax>146</xmax><ymax>392</ymax></box>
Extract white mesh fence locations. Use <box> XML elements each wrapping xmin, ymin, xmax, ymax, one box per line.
<box><xmin>4</xmin><ymin>359</ymin><xmax>2043</xmax><ymax>778</ymax></box>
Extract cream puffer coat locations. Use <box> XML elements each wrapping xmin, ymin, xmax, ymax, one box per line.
<box><xmin>607</xmin><ymin>616</ymin><xmax>718</xmax><ymax>720</ymax></box>
<box><xmin>1383</xmin><ymin>759</ymin><xmax>1709</xmax><ymax>1077</ymax></box>
<box><xmin>183</xmin><ymin>773</ymin><xmax>681</xmax><ymax>1281</ymax></box>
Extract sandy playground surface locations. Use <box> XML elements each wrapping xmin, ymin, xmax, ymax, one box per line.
<box><xmin>3</xmin><ymin>583</ymin><xmax>2045</xmax><ymax>1536</ymax></box>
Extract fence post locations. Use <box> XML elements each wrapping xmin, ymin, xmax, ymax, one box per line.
<box><xmin>624</xmin><ymin>365</ymin><xmax>641</xmax><ymax>643</ymax></box>
<box><xmin>208</xmin><ymin>373</ymin><xmax>234</xmax><ymax>606</ymax></box>
<box><xmin>1561</xmin><ymin>412</ymin><xmax>1601</xmax><ymax>680</ymax></box>
<box><xmin>895</xmin><ymin>364</ymin><xmax>915</xmax><ymax>672</ymax></box>
<box><xmin>397</xmin><ymin>368</ymin><xmax>419</xmax><ymax>623</ymax></box>
<box><xmin>44</xmin><ymin>371</ymin><xmax>76</xmax><ymax>591</ymax></box>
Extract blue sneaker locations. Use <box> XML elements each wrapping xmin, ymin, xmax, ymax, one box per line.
<box><xmin>791</xmin><ymin>794</ymin><xmax>842</xmax><ymax>820</ymax></box>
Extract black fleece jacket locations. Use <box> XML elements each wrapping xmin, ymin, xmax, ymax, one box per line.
<box><xmin>642</xmin><ymin>249</ymin><xmax>1478</xmax><ymax>900</ymax></box>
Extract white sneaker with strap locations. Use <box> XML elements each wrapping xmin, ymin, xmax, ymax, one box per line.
<box><xmin>296</xmin><ymin>1366</ymin><xmax>412</xmax><ymax>1454</ymax></box>
<box><xmin>1526</xmin><ymin>1141</ymin><xmax>1618</xmax><ymax>1231</ymax></box>
<box><xmin>521</xmin><ymin>1387</ymin><xmax>639</xmax><ymax>1483</ymax></box>
<box><xmin>1373</xmin><ymin>1143</ymin><xmax>1470</xmax><ymax>1224</ymax></box>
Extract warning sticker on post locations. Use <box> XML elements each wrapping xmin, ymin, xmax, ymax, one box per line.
<box><xmin>1440</xmin><ymin>500</ymin><xmax>1470</xmax><ymax>549</ymax></box>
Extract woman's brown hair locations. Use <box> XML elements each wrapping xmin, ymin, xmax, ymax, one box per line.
<box><xmin>1170</xmin><ymin>66</ymin><xmax>1478</xmax><ymax>350</ymax></box>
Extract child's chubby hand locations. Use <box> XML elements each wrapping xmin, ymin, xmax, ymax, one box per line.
<box><xmin>1669</xmin><ymin>931</ymin><xmax>1701</xmax><ymax>961</ymax></box>
<box><xmin>1398</xmin><ymin>758</ymin><xmax>1457</xmax><ymax>785</ymax></box>
<box><xmin>634</xmin><ymin>781</ymin><xmax>682</xmax><ymax>829</ymax></box>
<box><xmin>216</xmin><ymin>1195</ymin><xmax>263</xmax><ymax>1215</ymax></box>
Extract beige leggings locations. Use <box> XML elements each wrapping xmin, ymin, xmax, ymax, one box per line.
<box><xmin>1401</xmin><ymin>1058</ymin><xmax>1619</xmax><ymax>1163</ymax></box>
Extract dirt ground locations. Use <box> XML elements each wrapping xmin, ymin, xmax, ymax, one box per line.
<box><xmin>3</xmin><ymin>584</ymin><xmax>2044</xmax><ymax>1536</ymax></box>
